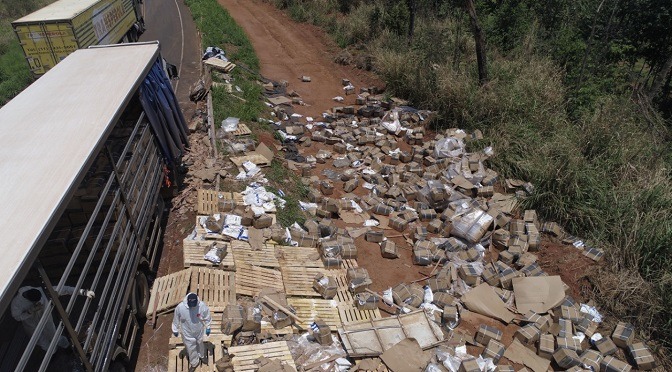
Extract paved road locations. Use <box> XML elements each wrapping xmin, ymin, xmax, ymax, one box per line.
<box><xmin>139</xmin><ymin>0</ymin><xmax>201</xmax><ymax>121</ymax></box>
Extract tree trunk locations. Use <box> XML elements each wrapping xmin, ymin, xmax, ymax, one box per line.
<box><xmin>465</xmin><ymin>0</ymin><xmax>488</xmax><ymax>85</ymax></box>
<box><xmin>407</xmin><ymin>0</ymin><xmax>416</xmax><ymax>45</ymax></box>
<box><xmin>577</xmin><ymin>0</ymin><xmax>607</xmax><ymax>87</ymax></box>
<box><xmin>452</xmin><ymin>15</ymin><xmax>463</xmax><ymax>68</ymax></box>
<box><xmin>647</xmin><ymin>54</ymin><xmax>672</xmax><ymax>101</ymax></box>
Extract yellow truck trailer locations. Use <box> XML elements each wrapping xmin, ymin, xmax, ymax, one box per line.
<box><xmin>12</xmin><ymin>0</ymin><xmax>144</xmax><ymax>76</ymax></box>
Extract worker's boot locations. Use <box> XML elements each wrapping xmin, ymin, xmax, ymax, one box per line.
<box><xmin>179</xmin><ymin>348</ymin><xmax>187</xmax><ymax>360</ymax></box>
<box><xmin>188</xmin><ymin>366</ymin><xmax>197</xmax><ymax>372</ymax></box>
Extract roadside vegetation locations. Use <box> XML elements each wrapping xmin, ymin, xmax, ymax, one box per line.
<box><xmin>184</xmin><ymin>0</ymin><xmax>307</xmax><ymax>227</ymax></box>
<box><xmin>266</xmin><ymin>0</ymin><xmax>672</xmax><ymax>360</ymax></box>
<box><xmin>0</xmin><ymin>0</ymin><xmax>56</xmax><ymax>106</ymax></box>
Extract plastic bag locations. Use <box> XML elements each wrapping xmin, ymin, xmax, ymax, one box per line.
<box><xmin>451</xmin><ymin>209</ymin><xmax>494</xmax><ymax>243</ymax></box>
<box><xmin>221</xmin><ymin>117</ymin><xmax>240</xmax><ymax>132</ymax></box>
<box><xmin>434</xmin><ymin>137</ymin><xmax>465</xmax><ymax>158</ymax></box>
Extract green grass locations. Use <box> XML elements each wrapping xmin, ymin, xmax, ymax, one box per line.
<box><xmin>185</xmin><ymin>0</ymin><xmax>264</xmax><ymax>123</ymax></box>
<box><xmin>265</xmin><ymin>160</ymin><xmax>308</xmax><ymax>227</ymax></box>
<box><xmin>0</xmin><ymin>42</ymin><xmax>32</xmax><ymax>106</ymax></box>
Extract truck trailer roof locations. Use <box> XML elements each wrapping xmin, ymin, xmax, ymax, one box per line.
<box><xmin>0</xmin><ymin>42</ymin><xmax>159</xmax><ymax>310</ymax></box>
<box><xmin>14</xmin><ymin>0</ymin><xmax>109</xmax><ymax>23</ymax></box>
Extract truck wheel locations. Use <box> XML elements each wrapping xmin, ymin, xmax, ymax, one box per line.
<box><xmin>127</xmin><ymin>27</ymin><xmax>138</xmax><ymax>43</ymax></box>
<box><xmin>132</xmin><ymin>272</ymin><xmax>150</xmax><ymax>318</ymax></box>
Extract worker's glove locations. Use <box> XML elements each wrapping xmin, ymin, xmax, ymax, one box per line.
<box><xmin>205</xmin><ymin>328</ymin><xmax>211</xmax><ymax>336</ymax></box>
<box><xmin>79</xmin><ymin>289</ymin><xmax>96</xmax><ymax>299</ymax></box>
<box><xmin>173</xmin><ymin>332</ymin><xmax>178</xmax><ymax>337</ymax></box>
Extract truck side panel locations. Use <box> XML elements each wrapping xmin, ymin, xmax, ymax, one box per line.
<box><xmin>13</xmin><ymin>22</ymin><xmax>78</xmax><ymax>75</ymax></box>
<box><xmin>72</xmin><ymin>0</ymin><xmax>136</xmax><ymax>46</ymax></box>
<box><xmin>13</xmin><ymin>0</ymin><xmax>137</xmax><ymax>76</ymax></box>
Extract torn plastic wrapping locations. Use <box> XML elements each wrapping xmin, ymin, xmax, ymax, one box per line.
<box><xmin>434</xmin><ymin>137</ymin><xmax>465</xmax><ymax>158</ymax></box>
<box><xmin>203</xmin><ymin>245</ymin><xmax>225</xmax><ymax>264</ymax></box>
<box><xmin>580</xmin><ymin>303</ymin><xmax>604</xmax><ymax>323</ymax></box>
<box><xmin>323</xmin><ymin>245</ymin><xmax>342</xmax><ymax>258</ymax></box>
<box><xmin>222</xmin><ymin>117</ymin><xmax>240</xmax><ymax>132</ymax></box>
<box><xmin>451</xmin><ymin>209</ymin><xmax>494</xmax><ymax>243</ymax></box>
<box><xmin>287</xmin><ymin>333</ymin><xmax>347</xmax><ymax>372</ymax></box>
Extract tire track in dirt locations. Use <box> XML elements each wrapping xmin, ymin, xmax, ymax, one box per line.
<box><xmin>217</xmin><ymin>0</ymin><xmax>381</xmax><ymax>118</ymax></box>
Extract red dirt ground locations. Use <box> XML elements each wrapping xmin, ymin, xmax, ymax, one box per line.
<box><xmin>134</xmin><ymin>0</ymin><xmax>602</xmax><ymax>369</ymax></box>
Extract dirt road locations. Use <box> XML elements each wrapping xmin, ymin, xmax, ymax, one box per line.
<box><xmin>218</xmin><ymin>0</ymin><xmax>381</xmax><ymax>118</ymax></box>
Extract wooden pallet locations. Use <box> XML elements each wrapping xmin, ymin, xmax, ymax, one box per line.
<box><xmin>275</xmin><ymin>245</ymin><xmax>324</xmax><ymax>268</ymax></box>
<box><xmin>183</xmin><ymin>239</ymin><xmax>236</xmax><ymax>271</ymax></box>
<box><xmin>204</xmin><ymin>57</ymin><xmax>236</xmax><ymax>73</ymax></box>
<box><xmin>260</xmin><ymin>320</ymin><xmax>295</xmax><ymax>336</ymax></box>
<box><xmin>230</xmin><ymin>153</ymin><xmax>272</xmax><ymax>168</ymax></box>
<box><xmin>332</xmin><ymin>270</ymin><xmax>354</xmax><ymax>304</ymax></box>
<box><xmin>339</xmin><ymin>259</ymin><xmax>359</xmax><ymax>270</ymax></box>
<box><xmin>197</xmin><ymin>190</ymin><xmax>234</xmax><ymax>215</ymax></box>
<box><xmin>228</xmin><ymin>341</ymin><xmax>296</xmax><ymax>371</ymax></box>
<box><xmin>231</xmin><ymin>241</ymin><xmax>280</xmax><ymax>268</ymax></box>
<box><xmin>338</xmin><ymin>305</ymin><xmax>382</xmax><ymax>325</ymax></box>
<box><xmin>230</xmin><ymin>123</ymin><xmax>252</xmax><ymax>136</ymax></box>
<box><xmin>167</xmin><ymin>338</ymin><xmax>229</xmax><ymax>372</ymax></box>
<box><xmin>146</xmin><ymin>268</ymin><xmax>192</xmax><ymax>317</ymax></box>
<box><xmin>190</xmin><ymin>268</ymin><xmax>236</xmax><ymax>310</ymax></box>
<box><xmin>235</xmin><ymin>264</ymin><xmax>284</xmax><ymax>296</ymax></box>
<box><xmin>287</xmin><ymin>298</ymin><xmax>340</xmax><ymax>329</ymax></box>
<box><xmin>280</xmin><ymin>267</ymin><xmax>330</xmax><ymax>297</ymax></box>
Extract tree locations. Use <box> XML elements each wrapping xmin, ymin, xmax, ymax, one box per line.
<box><xmin>465</xmin><ymin>0</ymin><xmax>488</xmax><ymax>85</ymax></box>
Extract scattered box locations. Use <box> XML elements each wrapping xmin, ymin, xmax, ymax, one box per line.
<box><xmin>627</xmin><ymin>342</ymin><xmax>656</xmax><ymax>370</ymax></box>
<box><xmin>580</xmin><ymin>349</ymin><xmax>603</xmax><ymax>371</ymax></box>
<box><xmin>553</xmin><ymin>347</ymin><xmax>581</xmax><ymax>369</ymax></box>
<box><xmin>612</xmin><ymin>321</ymin><xmax>635</xmax><ymax>348</ymax></box>
<box><xmin>600</xmin><ymin>355</ymin><xmax>633</xmax><ymax>372</ymax></box>
<box><xmin>221</xmin><ymin>304</ymin><xmax>245</xmax><ymax>335</ymax></box>
<box><xmin>537</xmin><ymin>333</ymin><xmax>555</xmax><ymax>360</ymax></box>
<box><xmin>313</xmin><ymin>273</ymin><xmax>338</xmax><ymax>299</ymax></box>
<box><xmin>482</xmin><ymin>339</ymin><xmax>505</xmax><ymax>363</ymax></box>
<box><xmin>475</xmin><ymin>324</ymin><xmax>503</xmax><ymax>346</ymax></box>
<box><xmin>595</xmin><ymin>336</ymin><xmax>618</xmax><ymax>356</ymax></box>
<box><xmin>310</xmin><ymin>319</ymin><xmax>332</xmax><ymax>345</ymax></box>
<box><xmin>514</xmin><ymin>324</ymin><xmax>541</xmax><ymax>344</ymax></box>
<box><xmin>556</xmin><ymin>336</ymin><xmax>582</xmax><ymax>352</ymax></box>
<box><xmin>459</xmin><ymin>358</ymin><xmax>480</xmax><ymax>372</ymax></box>
<box><xmin>354</xmin><ymin>292</ymin><xmax>379</xmax><ymax>310</ymax></box>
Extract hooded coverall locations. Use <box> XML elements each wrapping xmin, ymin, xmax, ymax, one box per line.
<box><xmin>172</xmin><ymin>293</ymin><xmax>212</xmax><ymax>368</ymax></box>
<box><xmin>11</xmin><ymin>286</ymin><xmax>76</xmax><ymax>351</ymax></box>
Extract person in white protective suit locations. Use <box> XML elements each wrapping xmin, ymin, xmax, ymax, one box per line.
<box><xmin>11</xmin><ymin>286</ymin><xmax>95</xmax><ymax>351</ymax></box>
<box><xmin>172</xmin><ymin>293</ymin><xmax>212</xmax><ymax>371</ymax></box>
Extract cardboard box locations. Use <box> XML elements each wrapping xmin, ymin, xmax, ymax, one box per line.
<box><xmin>475</xmin><ymin>324</ymin><xmax>503</xmax><ymax>346</ymax></box>
<box><xmin>310</xmin><ymin>319</ymin><xmax>332</xmax><ymax>345</ymax></box>
<box><xmin>459</xmin><ymin>358</ymin><xmax>480</xmax><ymax>372</ymax></box>
<box><xmin>612</xmin><ymin>321</ymin><xmax>635</xmax><ymax>348</ymax></box>
<box><xmin>347</xmin><ymin>268</ymin><xmax>372</xmax><ymax>293</ymax></box>
<box><xmin>557</xmin><ymin>318</ymin><xmax>573</xmax><ymax>338</ymax></box>
<box><xmin>313</xmin><ymin>273</ymin><xmax>338</xmax><ymax>299</ymax></box>
<box><xmin>627</xmin><ymin>342</ymin><xmax>656</xmax><ymax>370</ymax></box>
<box><xmin>427</xmin><ymin>276</ymin><xmax>451</xmax><ymax>292</ymax></box>
<box><xmin>553</xmin><ymin>347</ymin><xmax>581</xmax><ymax>369</ymax></box>
<box><xmin>459</xmin><ymin>264</ymin><xmax>481</xmax><ymax>286</ymax></box>
<box><xmin>482</xmin><ymin>339</ymin><xmax>505</xmax><ymax>363</ymax></box>
<box><xmin>595</xmin><ymin>336</ymin><xmax>618</xmax><ymax>356</ymax></box>
<box><xmin>221</xmin><ymin>305</ymin><xmax>245</xmax><ymax>335</ymax></box>
<box><xmin>600</xmin><ymin>355</ymin><xmax>633</xmax><ymax>372</ymax></box>
<box><xmin>498</xmin><ymin>267</ymin><xmax>520</xmax><ymax>290</ymax></box>
<box><xmin>541</xmin><ymin>221</ymin><xmax>564</xmax><ymax>237</ymax></box>
<box><xmin>432</xmin><ymin>292</ymin><xmax>455</xmax><ymax>308</ymax></box>
<box><xmin>509</xmin><ymin>219</ymin><xmax>526</xmax><ymax>236</ymax></box>
<box><xmin>515</xmin><ymin>324</ymin><xmax>541</xmax><ymax>344</ymax></box>
<box><xmin>271</xmin><ymin>310</ymin><xmax>293</xmax><ymax>329</ymax></box>
<box><xmin>253</xmin><ymin>214</ymin><xmax>273</xmax><ymax>229</ymax></box>
<box><xmin>575</xmin><ymin>315</ymin><xmax>598</xmax><ymax>336</ymax></box>
<box><xmin>354</xmin><ymin>292</ymin><xmax>379</xmax><ymax>310</ymax></box>
<box><xmin>482</xmin><ymin>265</ymin><xmax>500</xmax><ymax>286</ymax></box>
<box><xmin>392</xmin><ymin>282</ymin><xmax>424</xmax><ymax>307</ymax></box>
<box><xmin>322</xmin><ymin>254</ymin><xmax>342</xmax><ymax>268</ymax></box>
<box><xmin>381</xmin><ymin>240</ymin><xmax>398</xmax><ymax>259</ymax></box>
<box><xmin>562</xmin><ymin>305</ymin><xmax>582</xmax><ymax>324</ymax></box>
<box><xmin>413</xmin><ymin>247</ymin><xmax>433</xmax><ymax>266</ymax></box>
<box><xmin>580</xmin><ymin>349</ymin><xmax>603</xmax><ymax>371</ymax></box>
<box><xmin>498</xmin><ymin>250</ymin><xmax>515</xmax><ymax>265</ymax></box>
<box><xmin>365</xmin><ymin>230</ymin><xmax>384</xmax><ymax>243</ymax></box>
<box><xmin>390</xmin><ymin>216</ymin><xmax>408</xmax><ymax>232</ymax></box>
<box><xmin>341</xmin><ymin>242</ymin><xmax>358</xmax><ymax>259</ymax></box>
<box><xmin>442</xmin><ymin>304</ymin><xmax>459</xmax><ymax>325</ymax></box>
<box><xmin>556</xmin><ymin>336</ymin><xmax>582</xmax><ymax>352</ymax></box>
<box><xmin>538</xmin><ymin>333</ymin><xmax>555</xmax><ymax>360</ymax></box>
<box><xmin>492</xmin><ymin>229</ymin><xmax>510</xmax><ymax>249</ymax></box>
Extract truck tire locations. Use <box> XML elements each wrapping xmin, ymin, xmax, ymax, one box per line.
<box><xmin>132</xmin><ymin>271</ymin><xmax>149</xmax><ymax>318</ymax></box>
<box><xmin>109</xmin><ymin>359</ymin><xmax>128</xmax><ymax>372</ymax></box>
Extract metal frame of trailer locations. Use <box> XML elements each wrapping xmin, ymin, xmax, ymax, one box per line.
<box><xmin>0</xmin><ymin>42</ymin><xmax>182</xmax><ymax>371</ymax></box>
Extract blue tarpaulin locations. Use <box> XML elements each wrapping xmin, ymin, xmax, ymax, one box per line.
<box><xmin>138</xmin><ymin>58</ymin><xmax>189</xmax><ymax>164</ymax></box>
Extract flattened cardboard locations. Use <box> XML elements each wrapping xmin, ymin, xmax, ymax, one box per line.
<box><xmin>513</xmin><ymin>276</ymin><xmax>565</xmax><ymax>314</ymax></box>
<box><xmin>462</xmin><ymin>283</ymin><xmax>515</xmax><ymax>324</ymax></box>
<box><xmin>503</xmin><ymin>339</ymin><xmax>551</xmax><ymax>372</ymax></box>
<box><xmin>380</xmin><ymin>338</ymin><xmax>431</xmax><ymax>372</ymax></box>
